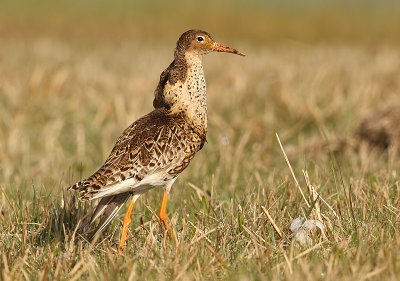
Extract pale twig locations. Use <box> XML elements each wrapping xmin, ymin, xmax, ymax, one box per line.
<box><xmin>292</xmin><ymin>241</ymin><xmax>325</xmax><ymax>260</ymax></box>
<box><xmin>242</xmin><ymin>225</ymin><xmax>266</xmax><ymax>246</ymax></box>
<box><xmin>275</xmin><ymin>241</ymin><xmax>326</xmax><ymax>269</ymax></box>
<box><xmin>303</xmin><ymin>170</ymin><xmax>339</xmax><ymax>220</ymax></box>
<box><xmin>261</xmin><ymin>206</ymin><xmax>283</xmax><ymax>238</ymax></box>
<box><xmin>187</xmin><ymin>222</ymin><xmax>216</xmax><ymax>247</ymax></box>
<box><xmin>205</xmin><ymin>243</ymin><xmax>227</xmax><ymax>268</ymax></box>
<box><xmin>276</xmin><ymin>133</ymin><xmax>310</xmax><ymax>207</ymax></box>
<box><xmin>281</xmin><ymin>246</ymin><xmax>293</xmax><ymax>274</ymax></box>
<box><xmin>303</xmin><ymin>170</ymin><xmax>322</xmax><ymax>222</ymax></box>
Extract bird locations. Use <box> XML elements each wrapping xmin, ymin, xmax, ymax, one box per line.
<box><xmin>68</xmin><ymin>29</ymin><xmax>244</xmax><ymax>251</ymax></box>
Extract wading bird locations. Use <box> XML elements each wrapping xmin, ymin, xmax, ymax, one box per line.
<box><xmin>68</xmin><ymin>29</ymin><xmax>244</xmax><ymax>251</ymax></box>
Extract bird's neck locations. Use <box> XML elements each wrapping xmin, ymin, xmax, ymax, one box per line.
<box><xmin>155</xmin><ymin>52</ymin><xmax>208</xmax><ymax>136</ymax></box>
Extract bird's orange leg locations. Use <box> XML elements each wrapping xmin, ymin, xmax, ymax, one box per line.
<box><xmin>159</xmin><ymin>191</ymin><xmax>172</xmax><ymax>239</ymax></box>
<box><xmin>119</xmin><ymin>199</ymin><xmax>135</xmax><ymax>252</ymax></box>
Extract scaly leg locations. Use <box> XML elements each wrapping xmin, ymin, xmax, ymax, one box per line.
<box><xmin>119</xmin><ymin>197</ymin><xmax>135</xmax><ymax>252</ymax></box>
<box><xmin>159</xmin><ymin>179</ymin><xmax>176</xmax><ymax>239</ymax></box>
<box><xmin>159</xmin><ymin>190</ymin><xmax>172</xmax><ymax>239</ymax></box>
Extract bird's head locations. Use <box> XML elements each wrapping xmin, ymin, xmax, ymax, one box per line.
<box><xmin>175</xmin><ymin>29</ymin><xmax>245</xmax><ymax>58</ymax></box>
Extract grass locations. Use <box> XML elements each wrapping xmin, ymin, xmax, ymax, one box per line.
<box><xmin>1</xmin><ymin>2</ymin><xmax>400</xmax><ymax>280</ymax></box>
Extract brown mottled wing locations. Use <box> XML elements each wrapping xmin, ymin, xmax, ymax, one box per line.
<box><xmin>68</xmin><ymin>109</ymin><xmax>204</xmax><ymax>200</ymax></box>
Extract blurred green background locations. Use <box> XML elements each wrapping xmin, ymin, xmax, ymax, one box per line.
<box><xmin>1</xmin><ymin>0</ymin><xmax>400</xmax><ymax>45</ymax></box>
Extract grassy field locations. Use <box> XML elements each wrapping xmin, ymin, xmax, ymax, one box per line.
<box><xmin>1</xmin><ymin>1</ymin><xmax>400</xmax><ymax>280</ymax></box>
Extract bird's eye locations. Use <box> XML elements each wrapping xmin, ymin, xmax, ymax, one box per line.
<box><xmin>196</xmin><ymin>36</ymin><xmax>205</xmax><ymax>42</ymax></box>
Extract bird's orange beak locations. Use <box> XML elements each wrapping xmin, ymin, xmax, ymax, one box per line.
<box><xmin>212</xmin><ymin>42</ymin><xmax>245</xmax><ymax>56</ymax></box>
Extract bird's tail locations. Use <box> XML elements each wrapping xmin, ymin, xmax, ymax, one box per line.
<box><xmin>85</xmin><ymin>192</ymin><xmax>131</xmax><ymax>240</ymax></box>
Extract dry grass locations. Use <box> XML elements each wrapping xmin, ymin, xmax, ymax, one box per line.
<box><xmin>1</xmin><ymin>3</ymin><xmax>400</xmax><ymax>280</ymax></box>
